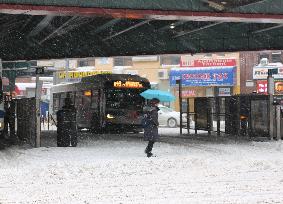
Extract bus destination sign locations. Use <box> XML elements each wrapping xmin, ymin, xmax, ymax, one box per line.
<box><xmin>113</xmin><ymin>81</ymin><xmax>143</xmax><ymax>88</ymax></box>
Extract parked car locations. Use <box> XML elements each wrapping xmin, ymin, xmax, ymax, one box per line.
<box><xmin>158</xmin><ymin>105</ymin><xmax>187</xmax><ymax>128</ymax></box>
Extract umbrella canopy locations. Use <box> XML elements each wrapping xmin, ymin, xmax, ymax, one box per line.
<box><xmin>140</xmin><ymin>89</ymin><xmax>176</xmax><ymax>102</ymax></box>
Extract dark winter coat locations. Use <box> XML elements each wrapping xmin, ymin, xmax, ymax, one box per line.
<box><xmin>143</xmin><ymin>106</ymin><xmax>159</xmax><ymax>142</ymax></box>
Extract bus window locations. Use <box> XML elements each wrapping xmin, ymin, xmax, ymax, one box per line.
<box><xmin>82</xmin><ymin>92</ymin><xmax>91</xmax><ymax>108</ymax></box>
<box><xmin>0</xmin><ymin>78</ymin><xmax>2</xmax><ymax>103</ymax></box>
<box><xmin>75</xmin><ymin>92</ymin><xmax>82</xmax><ymax>107</ymax></box>
<box><xmin>69</xmin><ymin>92</ymin><xmax>76</xmax><ymax>104</ymax></box>
<box><xmin>91</xmin><ymin>90</ymin><xmax>99</xmax><ymax>109</ymax></box>
<box><xmin>53</xmin><ymin>95</ymin><xmax>60</xmax><ymax>112</ymax></box>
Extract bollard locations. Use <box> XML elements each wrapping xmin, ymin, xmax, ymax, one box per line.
<box><xmin>276</xmin><ymin>105</ymin><xmax>281</xmax><ymax>141</ymax></box>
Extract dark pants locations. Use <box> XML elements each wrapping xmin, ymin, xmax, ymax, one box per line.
<box><xmin>145</xmin><ymin>141</ymin><xmax>155</xmax><ymax>153</ymax></box>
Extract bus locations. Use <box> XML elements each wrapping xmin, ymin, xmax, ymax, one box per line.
<box><xmin>51</xmin><ymin>74</ymin><xmax>151</xmax><ymax>133</ymax></box>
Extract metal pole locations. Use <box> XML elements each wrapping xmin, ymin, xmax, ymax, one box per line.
<box><xmin>35</xmin><ymin>71</ymin><xmax>43</xmax><ymax>147</ymax></box>
<box><xmin>267</xmin><ymin>72</ymin><xmax>275</xmax><ymax>140</ymax></box>
<box><xmin>47</xmin><ymin>112</ymin><xmax>50</xmax><ymax>130</ymax></box>
<box><xmin>179</xmin><ymin>80</ymin><xmax>182</xmax><ymax>135</ymax></box>
<box><xmin>216</xmin><ymin>97</ymin><xmax>220</xmax><ymax>136</ymax></box>
<box><xmin>187</xmin><ymin>98</ymin><xmax>190</xmax><ymax>135</ymax></box>
<box><xmin>276</xmin><ymin>105</ymin><xmax>281</xmax><ymax>140</ymax></box>
<box><xmin>65</xmin><ymin>59</ymin><xmax>69</xmax><ymax>83</ymax></box>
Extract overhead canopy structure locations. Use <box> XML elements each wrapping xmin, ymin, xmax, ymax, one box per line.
<box><xmin>0</xmin><ymin>0</ymin><xmax>283</xmax><ymax>60</ymax></box>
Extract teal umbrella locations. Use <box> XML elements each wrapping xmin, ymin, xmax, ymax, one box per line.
<box><xmin>140</xmin><ymin>89</ymin><xmax>176</xmax><ymax>102</ymax></box>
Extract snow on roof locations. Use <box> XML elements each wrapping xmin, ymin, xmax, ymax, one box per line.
<box><xmin>15</xmin><ymin>83</ymin><xmax>53</xmax><ymax>90</ymax></box>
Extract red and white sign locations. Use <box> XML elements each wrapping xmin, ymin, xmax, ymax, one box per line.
<box><xmin>257</xmin><ymin>81</ymin><xmax>268</xmax><ymax>94</ymax></box>
<box><xmin>181</xmin><ymin>90</ymin><xmax>196</xmax><ymax>97</ymax></box>
<box><xmin>180</xmin><ymin>57</ymin><xmax>236</xmax><ymax>67</ymax></box>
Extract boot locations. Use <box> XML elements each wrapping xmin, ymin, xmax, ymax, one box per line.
<box><xmin>145</xmin><ymin>146</ymin><xmax>149</xmax><ymax>154</ymax></box>
<box><xmin>147</xmin><ymin>152</ymin><xmax>153</xmax><ymax>157</ymax></box>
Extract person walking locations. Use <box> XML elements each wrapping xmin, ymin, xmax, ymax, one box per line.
<box><xmin>56</xmin><ymin>97</ymin><xmax>77</xmax><ymax>147</ymax></box>
<box><xmin>143</xmin><ymin>98</ymin><xmax>160</xmax><ymax>157</ymax></box>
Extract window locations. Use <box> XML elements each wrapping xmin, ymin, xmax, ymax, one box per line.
<box><xmin>159</xmin><ymin>106</ymin><xmax>173</xmax><ymax>113</ymax></box>
<box><xmin>78</xmin><ymin>60</ymin><xmax>89</xmax><ymax>67</ymax></box>
<box><xmin>75</xmin><ymin>92</ymin><xmax>82</xmax><ymax>107</ymax></box>
<box><xmin>91</xmin><ymin>90</ymin><xmax>99</xmax><ymax>109</ymax></box>
<box><xmin>160</xmin><ymin>55</ymin><xmax>180</xmax><ymax>65</ymax></box>
<box><xmin>82</xmin><ymin>92</ymin><xmax>91</xmax><ymax>107</ymax></box>
<box><xmin>271</xmin><ymin>52</ymin><xmax>282</xmax><ymax>63</ymax></box>
<box><xmin>258</xmin><ymin>53</ymin><xmax>269</xmax><ymax>63</ymax></box>
<box><xmin>114</xmin><ymin>57</ymin><xmax>132</xmax><ymax>66</ymax></box>
<box><xmin>217</xmin><ymin>53</ymin><xmax>225</xmax><ymax>57</ymax></box>
<box><xmin>106</xmin><ymin>89</ymin><xmax>144</xmax><ymax>109</ymax></box>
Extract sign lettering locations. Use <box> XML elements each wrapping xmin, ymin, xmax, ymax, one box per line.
<box><xmin>180</xmin><ymin>57</ymin><xmax>236</xmax><ymax>67</ymax></box>
<box><xmin>58</xmin><ymin>71</ymin><xmax>111</xmax><ymax>79</ymax></box>
<box><xmin>113</xmin><ymin>81</ymin><xmax>143</xmax><ymax>88</ymax></box>
<box><xmin>253</xmin><ymin>66</ymin><xmax>283</xmax><ymax>79</ymax></box>
<box><xmin>170</xmin><ymin>67</ymin><xmax>235</xmax><ymax>87</ymax></box>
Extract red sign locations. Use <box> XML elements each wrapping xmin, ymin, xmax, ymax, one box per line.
<box><xmin>257</xmin><ymin>80</ymin><xmax>283</xmax><ymax>94</ymax></box>
<box><xmin>181</xmin><ymin>90</ymin><xmax>196</xmax><ymax>97</ymax></box>
<box><xmin>257</xmin><ymin>80</ymin><xmax>267</xmax><ymax>94</ymax></box>
<box><xmin>180</xmin><ymin>57</ymin><xmax>236</xmax><ymax>67</ymax></box>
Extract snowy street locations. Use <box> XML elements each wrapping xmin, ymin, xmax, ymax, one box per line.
<box><xmin>1</xmin><ymin>128</ymin><xmax>283</xmax><ymax>203</ymax></box>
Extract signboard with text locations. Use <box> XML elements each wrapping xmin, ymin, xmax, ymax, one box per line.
<box><xmin>181</xmin><ymin>90</ymin><xmax>196</xmax><ymax>97</ymax></box>
<box><xmin>180</xmin><ymin>57</ymin><xmax>236</xmax><ymax>67</ymax></box>
<box><xmin>218</xmin><ymin>87</ymin><xmax>232</xmax><ymax>96</ymax></box>
<box><xmin>170</xmin><ymin>67</ymin><xmax>236</xmax><ymax>87</ymax></box>
<box><xmin>257</xmin><ymin>80</ymin><xmax>283</xmax><ymax>94</ymax></box>
<box><xmin>253</xmin><ymin>66</ymin><xmax>283</xmax><ymax>79</ymax></box>
<box><xmin>54</xmin><ymin>70</ymin><xmax>112</xmax><ymax>84</ymax></box>
<box><xmin>257</xmin><ymin>80</ymin><xmax>268</xmax><ymax>93</ymax></box>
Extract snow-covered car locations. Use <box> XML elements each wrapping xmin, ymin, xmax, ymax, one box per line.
<box><xmin>158</xmin><ymin>105</ymin><xmax>187</xmax><ymax>128</ymax></box>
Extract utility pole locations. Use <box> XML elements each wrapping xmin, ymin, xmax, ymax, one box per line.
<box><xmin>176</xmin><ymin>79</ymin><xmax>182</xmax><ymax>135</ymax></box>
<box><xmin>276</xmin><ymin>104</ymin><xmax>281</xmax><ymax>140</ymax></box>
<box><xmin>35</xmin><ymin>67</ymin><xmax>44</xmax><ymax>147</ymax></box>
<box><xmin>267</xmin><ymin>69</ymin><xmax>275</xmax><ymax>140</ymax></box>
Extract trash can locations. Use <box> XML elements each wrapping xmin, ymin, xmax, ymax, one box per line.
<box><xmin>56</xmin><ymin>109</ymin><xmax>77</xmax><ymax>147</ymax></box>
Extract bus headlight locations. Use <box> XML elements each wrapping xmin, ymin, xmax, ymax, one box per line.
<box><xmin>0</xmin><ymin>122</ymin><xmax>2</xmax><ymax>128</ymax></box>
<box><xmin>106</xmin><ymin>114</ymin><xmax>115</xmax><ymax>119</ymax></box>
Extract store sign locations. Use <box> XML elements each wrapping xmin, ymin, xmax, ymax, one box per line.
<box><xmin>180</xmin><ymin>57</ymin><xmax>236</xmax><ymax>67</ymax></box>
<box><xmin>170</xmin><ymin>67</ymin><xmax>235</xmax><ymax>87</ymax></box>
<box><xmin>181</xmin><ymin>90</ymin><xmax>196</xmax><ymax>97</ymax></box>
<box><xmin>256</xmin><ymin>80</ymin><xmax>283</xmax><ymax>94</ymax></box>
<box><xmin>113</xmin><ymin>81</ymin><xmax>143</xmax><ymax>88</ymax></box>
<box><xmin>218</xmin><ymin>87</ymin><xmax>231</xmax><ymax>96</ymax></box>
<box><xmin>58</xmin><ymin>70</ymin><xmax>111</xmax><ymax>79</ymax></box>
<box><xmin>275</xmin><ymin>81</ymin><xmax>283</xmax><ymax>94</ymax></box>
<box><xmin>253</xmin><ymin>67</ymin><xmax>283</xmax><ymax>79</ymax></box>
<box><xmin>257</xmin><ymin>81</ymin><xmax>267</xmax><ymax>93</ymax></box>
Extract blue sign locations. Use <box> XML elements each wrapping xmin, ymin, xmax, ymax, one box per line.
<box><xmin>170</xmin><ymin>67</ymin><xmax>236</xmax><ymax>86</ymax></box>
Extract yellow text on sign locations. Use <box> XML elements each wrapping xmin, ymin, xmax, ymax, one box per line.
<box><xmin>58</xmin><ymin>71</ymin><xmax>111</xmax><ymax>79</ymax></box>
<box><xmin>113</xmin><ymin>81</ymin><xmax>143</xmax><ymax>88</ymax></box>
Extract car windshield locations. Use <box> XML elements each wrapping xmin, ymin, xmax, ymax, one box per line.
<box><xmin>159</xmin><ymin>106</ymin><xmax>174</xmax><ymax>113</ymax></box>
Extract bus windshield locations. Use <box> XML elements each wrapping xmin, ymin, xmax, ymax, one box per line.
<box><xmin>106</xmin><ymin>89</ymin><xmax>145</xmax><ymax>109</ymax></box>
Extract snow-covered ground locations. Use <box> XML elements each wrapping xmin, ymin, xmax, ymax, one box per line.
<box><xmin>1</xmin><ymin>128</ymin><xmax>283</xmax><ymax>203</ymax></box>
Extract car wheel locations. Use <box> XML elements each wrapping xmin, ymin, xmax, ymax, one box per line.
<box><xmin>167</xmin><ymin>118</ymin><xmax>177</xmax><ymax>128</ymax></box>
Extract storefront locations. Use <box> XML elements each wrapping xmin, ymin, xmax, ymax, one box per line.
<box><xmin>170</xmin><ymin>59</ymin><xmax>237</xmax><ymax>95</ymax></box>
<box><xmin>253</xmin><ymin>61</ymin><xmax>283</xmax><ymax>94</ymax></box>
<box><xmin>170</xmin><ymin>58</ymin><xmax>238</xmax><ymax>111</ymax></box>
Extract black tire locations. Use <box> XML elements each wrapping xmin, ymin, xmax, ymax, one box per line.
<box><xmin>71</xmin><ymin>135</ymin><xmax>77</xmax><ymax>147</ymax></box>
<box><xmin>167</xmin><ymin>118</ymin><xmax>177</xmax><ymax>128</ymax></box>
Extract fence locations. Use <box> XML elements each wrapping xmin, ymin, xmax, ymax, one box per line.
<box><xmin>186</xmin><ymin>94</ymin><xmax>276</xmax><ymax>139</ymax></box>
<box><xmin>16</xmin><ymin>98</ymin><xmax>36</xmax><ymax>146</ymax></box>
